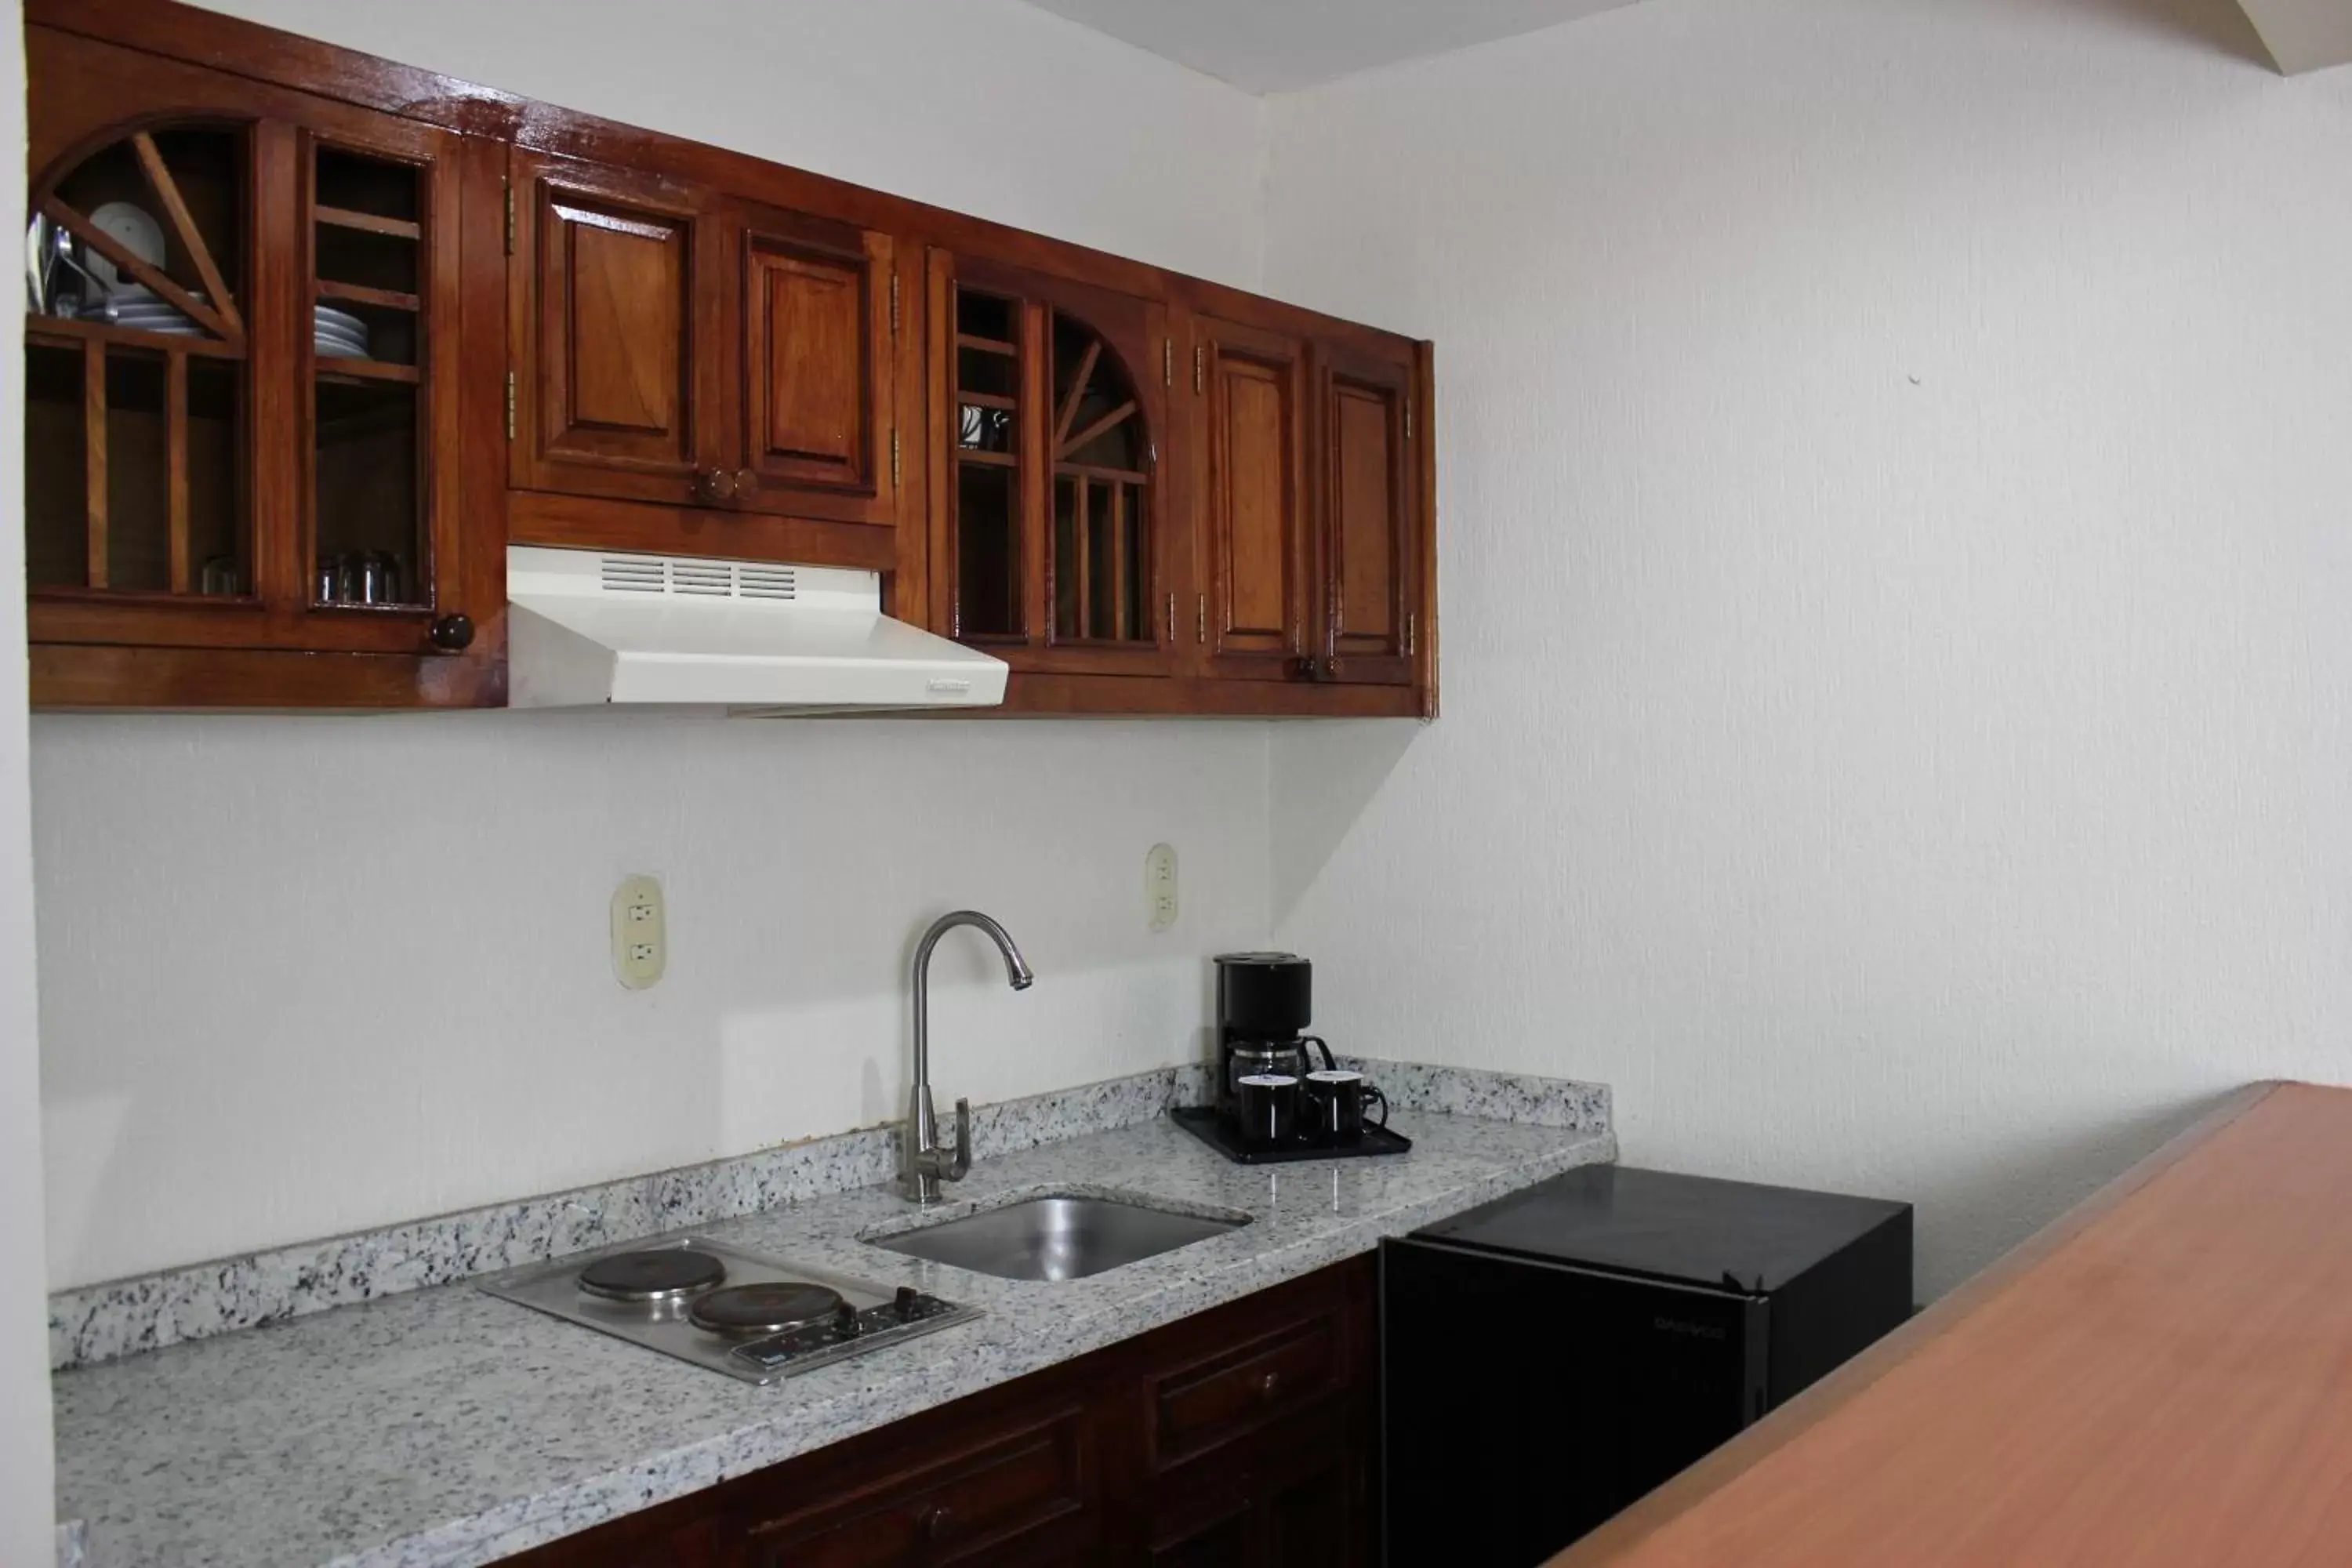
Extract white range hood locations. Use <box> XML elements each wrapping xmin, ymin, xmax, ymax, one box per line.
<box><xmin>506</xmin><ymin>546</ymin><xmax>1007</xmax><ymax>713</ymax></box>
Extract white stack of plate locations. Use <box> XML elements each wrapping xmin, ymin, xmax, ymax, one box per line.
<box><xmin>314</xmin><ymin>303</ymin><xmax>372</xmax><ymax>361</ymax></box>
<box><xmin>81</xmin><ymin>283</ymin><xmax>205</xmax><ymax>336</ymax></box>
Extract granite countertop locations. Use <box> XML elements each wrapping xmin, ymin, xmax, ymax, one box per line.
<box><xmin>53</xmin><ymin>1109</ymin><xmax>1613</xmax><ymax>1568</ymax></box>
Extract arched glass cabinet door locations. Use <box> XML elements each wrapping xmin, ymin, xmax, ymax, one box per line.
<box><xmin>931</xmin><ymin>249</ymin><xmax>1176</xmax><ymax>678</ymax></box>
<box><xmin>25</xmin><ymin>120</ymin><xmax>253</xmax><ymax>602</ymax></box>
<box><xmin>24</xmin><ymin>26</ymin><xmax>479</xmax><ymax>679</ymax></box>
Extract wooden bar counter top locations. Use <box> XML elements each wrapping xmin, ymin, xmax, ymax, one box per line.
<box><xmin>1553</xmin><ymin>1081</ymin><xmax>2352</xmax><ymax>1567</ymax></box>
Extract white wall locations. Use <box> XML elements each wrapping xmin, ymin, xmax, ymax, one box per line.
<box><xmin>32</xmin><ymin>0</ymin><xmax>1272</xmax><ymax>1289</ymax></box>
<box><xmin>205</xmin><ymin>0</ymin><xmax>1269</xmax><ymax>292</ymax></box>
<box><xmin>3</xmin><ymin>0</ymin><xmax>59</xmax><ymax>1549</ymax></box>
<box><xmin>1263</xmin><ymin>0</ymin><xmax>2352</xmax><ymax>1297</ymax></box>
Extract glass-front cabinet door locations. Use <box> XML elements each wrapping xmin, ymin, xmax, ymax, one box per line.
<box><xmin>24</xmin><ymin>30</ymin><xmax>476</xmax><ymax>666</ymax></box>
<box><xmin>927</xmin><ymin>249</ymin><xmax>1178</xmax><ymax>678</ymax></box>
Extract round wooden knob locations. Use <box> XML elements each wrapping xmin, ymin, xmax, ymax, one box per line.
<box><xmin>734</xmin><ymin>468</ymin><xmax>758</xmax><ymax>498</ymax></box>
<box><xmin>1258</xmin><ymin>1371</ymin><xmax>1281</xmax><ymax>1402</ymax></box>
<box><xmin>427</xmin><ymin>613</ymin><xmax>474</xmax><ymax>652</ymax></box>
<box><xmin>1323</xmin><ymin>656</ymin><xmax>1345</xmax><ymax>680</ymax></box>
<box><xmin>695</xmin><ymin>468</ymin><xmax>736</xmax><ymax>502</ymax></box>
<box><xmin>1291</xmin><ymin>656</ymin><xmax>1320</xmax><ymax>681</ymax></box>
<box><xmin>921</xmin><ymin>1504</ymin><xmax>954</xmax><ymax>1542</ymax></box>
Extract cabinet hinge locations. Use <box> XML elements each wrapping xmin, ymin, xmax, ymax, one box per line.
<box><xmin>1163</xmin><ymin>338</ymin><xmax>1172</xmax><ymax>387</ymax></box>
<box><xmin>1166</xmin><ymin>592</ymin><xmax>1176</xmax><ymax>644</ymax></box>
<box><xmin>1406</xmin><ymin>612</ymin><xmax>1417</xmax><ymax>658</ymax></box>
<box><xmin>1404</xmin><ymin>396</ymin><xmax>1414</xmax><ymax>441</ymax></box>
<box><xmin>889</xmin><ymin>273</ymin><xmax>901</xmax><ymax>339</ymax></box>
<box><xmin>504</xmin><ymin>370</ymin><xmax>516</xmax><ymax>441</ymax></box>
<box><xmin>1196</xmin><ymin>593</ymin><xmax>1207</xmax><ymax>644</ymax></box>
<box><xmin>891</xmin><ymin>428</ymin><xmax>901</xmax><ymax>488</ymax></box>
<box><xmin>1193</xmin><ymin>343</ymin><xmax>1205</xmax><ymax>395</ymax></box>
<box><xmin>503</xmin><ymin>179</ymin><xmax>514</xmax><ymax>256</ymax></box>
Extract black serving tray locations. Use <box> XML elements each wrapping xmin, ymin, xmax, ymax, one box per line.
<box><xmin>1171</xmin><ymin>1104</ymin><xmax>1414</xmax><ymax>1165</ymax></box>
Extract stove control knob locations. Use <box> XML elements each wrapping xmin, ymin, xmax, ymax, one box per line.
<box><xmin>894</xmin><ymin>1287</ymin><xmax>920</xmax><ymax>1323</ymax></box>
<box><xmin>833</xmin><ymin>1301</ymin><xmax>863</xmax><ymax>1341</ymax></box>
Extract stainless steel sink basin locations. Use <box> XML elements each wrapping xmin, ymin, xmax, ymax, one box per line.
<box><xmin>871</xmin><ymin>1195</ymin><xmax>1247</xmax><ymax>1282</ymax></box>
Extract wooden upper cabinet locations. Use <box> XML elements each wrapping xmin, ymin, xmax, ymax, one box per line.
<box><xmin>1313</xmin><ymin>342</ymin><xmax>1421</xmax><ymax>688</ymax></box>
<box><xmin>928</xmin><ymin>249</ymin><xmax>1178</xmax><ymax>677</ymax></box>
<box><xmin>1189</xmin><ymin>313</ymin><xmax>1311</xmax><ymax>681</ymax></box>
<box><xmin>510</xmin><ymin>149</ymin><xmax>717</xmax><ymax>505</ymax></box>
<box><xmin>23</xmin><ymin>0</ymin><xmax>1433</xmax><ymax>716</ymax></box>
<box><xmin>510</xmin><ymin>151</ymin><xmax>899</xmax><ymax>532</ymax></box>
<box><xmin>23</xmin><ymin>24</ymin><xmax>493</xmax><ymax>706</ymax></box>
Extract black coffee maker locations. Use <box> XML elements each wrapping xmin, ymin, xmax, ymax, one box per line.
<box><xmin>1214</xmin><ymin>952</ymin><xmax>1334</xmax><ymax>1123</ymax></box>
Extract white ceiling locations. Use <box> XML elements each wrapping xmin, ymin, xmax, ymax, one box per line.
<box><xmin>1021</xmin><ymin>0</ymin><xmax>1646</xmax><ymax>93</ymax></box>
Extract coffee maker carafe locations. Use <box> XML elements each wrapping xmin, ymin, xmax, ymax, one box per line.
<box><xmin>1214</xmin><ymin>953</ymin><xmax>1334</xmax><ymax>1123</ymax></box>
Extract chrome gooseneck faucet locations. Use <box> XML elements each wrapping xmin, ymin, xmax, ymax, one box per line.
<box><xmin>903</xmin><ymin>910</ymin><xmax>1033</xmax><ymax>1203</ymax></box>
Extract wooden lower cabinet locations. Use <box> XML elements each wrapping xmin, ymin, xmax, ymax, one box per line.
<box><xmin>505</xmin><ymin>1257</ymin><xmax>1374</xmax><ymax>1568</ymax></box>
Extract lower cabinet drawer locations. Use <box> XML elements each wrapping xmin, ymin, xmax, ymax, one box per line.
<box><xmin>1146</xmin><ymin>1305</ymin><xmax>1345</xmax><ymax>1470</ymax></box>
<box><xmin>743</xmin><ymin>1404</ymin><xmax>1094</xmax><ymax>1566</ymax></box>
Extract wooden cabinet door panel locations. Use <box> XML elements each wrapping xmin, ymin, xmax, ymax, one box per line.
<box><xmin>1315</xmin><ymin>343</ymin><xmax>1418</xmax><ymax>687</ymax></box>
<box><xmin>1194</xmin><ymin>314</ymin><xmax>1308</xmax><ymax>681</ymax></box>
<box><xmin>512</xmin><ymin>150</ymin><xmax>719</xmax><ymax>506</ymax></box>
<box><xmin>1261</xmin><ymin>1449</ymin><xmax>1357</xmax><ymax>1568</ymax></box>
<box><xmin>1150</xmin><ymin>1501</ymin><xmax>1255</xmax><ymax>1566</ymax></box>
<box><xmin>1148</xmin><ymin>1309</ymin><xmax>1345</xmax><ymax>1472</ymax></box>
<box><xmin>736</xmin><ymin>209</ymin><xmax>896</xmax><ymax>526</ymax></box>
<box><xmin>744</xmin><ymin>1405</ymin><xmax>1092</xmax><ymax>1568</ymax></box>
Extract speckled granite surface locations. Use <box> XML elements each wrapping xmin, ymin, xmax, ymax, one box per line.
<box><xmin>50</xmin><ymin>1058</ymin><xmax>1602</xmax><ymax>1372</ymax></box>
<box><xmin>53</xmin><ymin>1105</ymin><xmax>1613</xmax><ymax>1568</ymax></box>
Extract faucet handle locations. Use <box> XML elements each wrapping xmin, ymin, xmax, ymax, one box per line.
<box><xmin>947</xmin><ymin>1097</ymin><xmax>972</xmax><ymax>1181</ymax></box>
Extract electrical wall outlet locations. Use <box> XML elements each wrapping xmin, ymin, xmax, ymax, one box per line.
<box><xmin>611</xmin><ymin>873</ymin><xmax>666</xmax><ymax>989</ymax></box>
<box><xmin>1146</xmin><ymin>843</ymin><xmax>1178</xmax><ymax>933</ymax></box>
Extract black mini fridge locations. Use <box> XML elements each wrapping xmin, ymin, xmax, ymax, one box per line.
<box><xmin>1381</xmin><ymin>1164</ymin><xmax>1911</xmax><ymax>1566</ymax></box>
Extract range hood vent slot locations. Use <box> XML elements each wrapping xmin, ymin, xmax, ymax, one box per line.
<box><xmin>599</xmin><ymin>556</ymin><xmax>669</xmax><ymax>593</ymax></box>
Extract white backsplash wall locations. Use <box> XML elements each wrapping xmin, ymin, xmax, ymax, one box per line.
<box><xmin>30</xmin><ymin>0</ymin><xmax>1277</xmax><ymax>1291</ymax></box>
<box><xmin>35</xmin><ymin>716</ymin><xmax>1270</xmax><ymax>1287</ymax></box>
<box><xmin>1261</xmin><ymin>0</ymin><xmax>2352</xmax><ymax>1298</ymax></box>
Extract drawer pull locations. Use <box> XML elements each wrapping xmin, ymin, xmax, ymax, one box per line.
<box><xmin>920</xmin><ymin>1503</ymin><xmax>955</xmax><ymax>1542</ymax></box>
<box><xmin>1258</xmin><ymin>1370</ymin><xmax>1281</xmax><ymax>1403</ymax></box>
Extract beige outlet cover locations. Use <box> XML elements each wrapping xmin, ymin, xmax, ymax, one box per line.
<box><xmin>610</xmin><ymin>873</ymin><xmax>666</xmax><ymax>989</ymax></box>
<box><xmin>1146</xmin><ymin>843</ymin><xmax>1178</xmax><ymax>933</ymax></box>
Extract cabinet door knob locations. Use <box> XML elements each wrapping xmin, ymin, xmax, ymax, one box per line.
<box><xmin>1291</xmin><ymin>656</ymin><xmax>1320</xmax><ymax>681</ymax></box>
<box><xmin>734</xmin><ymin>468</ymin><xmax>758</xmax><ymax>499</ymax></box>
<box><xmin>920</xmin><ymin>1503</ymin><xmax>954</xmax><ymax>1542</ymax></box>
<box><xmin>427</xmin><ymin>614</ymin><xmax>475</xmax><ymax>652</ymax></box>
<box><xmin>694</xmin><ymin>468</ymin><xmax>736</xmax><ymax>503</ymax></box>
<box><xmin>1323</xmin><ymin>656</ymin><xmax>1345</xmax><ymax>680</ymax></box>
<box><xmin>1258</xmin><ymin>1370</ymin><xmax>1282</xmax><ymax>1402</ymax></box>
